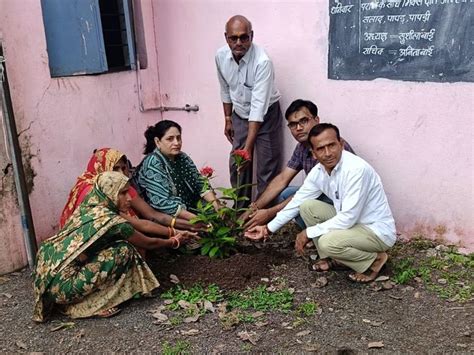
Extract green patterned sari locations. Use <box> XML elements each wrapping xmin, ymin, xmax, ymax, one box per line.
<box><xmin>33</xmin><ymin>172</ymin><xmax>159</xmax><ymax>322</ymax></box>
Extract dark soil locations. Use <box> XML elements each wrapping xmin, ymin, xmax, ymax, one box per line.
<box><xmin>0</xmin><ymin>224</ymin><xmax>472</xmax><ymax>353</ymax></box>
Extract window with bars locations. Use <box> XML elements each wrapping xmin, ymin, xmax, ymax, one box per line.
<box><xmin>41</xmin><ymin>0</ymin><xmax>136</xmax><ymax>77</ymax></box>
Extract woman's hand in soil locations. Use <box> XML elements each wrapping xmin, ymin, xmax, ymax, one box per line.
<box><xmin>175</xmin><ymin>230</ymin><xmax>199</xmax><ymax>244</ymax></box>
<box><xmin>244</xmin><ymin>225</ymin><xmax>269</xmax><ymax>241</ymax></box>
<box><xmin>295</xmin><ymin>230</ymin><xmax>310</xmax><ymax>255</ymax></box>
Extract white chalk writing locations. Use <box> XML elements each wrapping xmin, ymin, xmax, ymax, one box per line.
<box><xmin>402</xmin><ymin>0</ymin><xmax>424</xmax><ymax>7</ymax></box>
<box><xmin>362</xmin><ymin>15</ymin><xmax>385</xmax><ymax>23</ymax></box>
<box><xmin>408</xmin><ymin>10</ymin><xmax>431</xmax><ymax>22</ymax></box>
<box><xmin>362</xmin><ymin>45</ymin><xmax>386</xmax><ymax>55</ymax></box>
<box><xmin>387</xmin><ymin>14</ymin><xmax>407</xmax><ymax>23</ymax></box>
<box><xmin>399</xmin><ymin>45</ymin><xmax>435</xmax><ymax>56</ymax></box>
<box><xmin>364</xmin><ymin>32</ymin><xmax>389</xmax><ymax>41</ymax></box>
<box><xmin>331</xmin><ymin>3</ymin><xmax>355</xmax><ymax>14</ymax></box>
<box><xmin>398</xmin><ymin>29</ymin><xmax>436</xmax><ymax>44</ymax></box>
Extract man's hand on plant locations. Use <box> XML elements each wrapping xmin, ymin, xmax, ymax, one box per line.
<box><xmin>295</xmin><ymin>230</ymin><xmax>311</xmax><ymax>255</ymax></box>
<box><xmin>244</xmin><ymin>208</ymin><xmax>273</xmax><ymax>230</ymax></box>
<box><xmin>244</xmin><ymin>225</ymin><xmax>269</xmax><ymax>241</ymax></box>
<box><xmin>239</xmin><ymin>202</ymin><xmax>258</xmax><ymax>224</ymax></box>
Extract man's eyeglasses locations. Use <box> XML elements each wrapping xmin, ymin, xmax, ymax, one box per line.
<box><xmin>287</xmin><ymin>117</ymin><xmax>312</xmax><ymax>130</ymax></box>
<box><xmin>226</xmin><ymin>34</ymin><xmax>251</xmax><ymax>43</ymax></box>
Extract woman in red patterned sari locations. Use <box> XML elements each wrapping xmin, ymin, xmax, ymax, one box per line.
<box><xmin>59</xmin><ymin>148</ymin><xmax>200</xmax><ymax>233</ymax></box>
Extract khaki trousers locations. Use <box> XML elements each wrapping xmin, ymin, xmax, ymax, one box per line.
<box><xmin>300</xmin><ymin>200</ymin><xmax>389</xmax><ymax>273</ymax></box>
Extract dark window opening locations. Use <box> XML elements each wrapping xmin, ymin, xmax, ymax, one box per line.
<box><xmin>99</xmin><ymin>0</ymin><xmax>131</xmax><ymax>71</ymax></box>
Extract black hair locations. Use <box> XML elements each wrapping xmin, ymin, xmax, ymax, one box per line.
<box><xmin>284</xmin><ymin>99</ymin><xmax>318</xmax><ymax>120</ymax></box>
<box><xmin>307</xmin><ymin>123</ymin><xmax>341</xmax><ymax>149</ymax></box>
<box><xmin>143</xmin><ymin>120</ymin><xmax>182</xmax><ymax>154</ymax></box>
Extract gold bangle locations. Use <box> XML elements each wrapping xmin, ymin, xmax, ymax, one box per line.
<box><xmin>225</xmin><ymin>116</ymin><xmax>232</xmax><ymax>121</ymax></box>
<box><xmin>170</xmin><ymin>217</ymin><xmax>176</xmax><ymax>228</ymax></box>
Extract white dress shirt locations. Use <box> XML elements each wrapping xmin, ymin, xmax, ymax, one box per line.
<box><xmin>267</xmin><ymin>151</ymin><xmax>397</xmax><ymax>247</ymax></box>
<box><xmin>215</xmin><ymin>44</ymin><xmax>281</xmax><ymax>122</ymax></box>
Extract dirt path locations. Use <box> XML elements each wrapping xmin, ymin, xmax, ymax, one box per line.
<box><xmin>0</xmin><ymin>230</ymin><xmax>472</xmax><ymax>353</ymax></box>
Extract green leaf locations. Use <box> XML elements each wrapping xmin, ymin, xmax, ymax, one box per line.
<box><xmin>209</xmin><ymin>246</ymin><xmax>220</xmax><ymax>257</ymax></box>
<box><xmin>217</xmin><ymin>226</ymin><xmax>231</xmax><ymax>236</ymax></box>
<box><xmin>201</xmin><ymin>243</ymin><xmax>212</xmax><ymax>256</ymax></box>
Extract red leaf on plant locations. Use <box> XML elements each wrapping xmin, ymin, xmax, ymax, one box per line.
<box><xmin>200</xmin><ymin>166</ymin><xmax>214</xmax><ymax>178</ymax></box>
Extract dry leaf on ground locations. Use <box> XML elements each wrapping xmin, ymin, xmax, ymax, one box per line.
<box><xmin>169</xmin><ymin>274</ymin><xmax>180</xmax><ymax>284</ymax></box>
<box><xmin>183</xmin><ymin>314</ymin><xmax>200</xmax><ymax>323</ymax></box>
<box><xmin>302</xmin><ymin>343</ymin><xmax>321</xmax><ymax>352</ymax></box>
<box><xmin>15</xmin><ymin>341</ymin><xmax>27</xmax><ymax>349</ymax></box>
<box><xmin>150</xmin><ymin>306</ymin><xmax>169</xmax><ymax>323</ymax></box>
<box><xmin>311</xmin><ymin>276</ymin><xmax>328</xmax><ymax>288</ymax></box>
<box><xmin>180</xmin><ymin>329</ymin><xmax>200</xmax><ymax>336</ymax></box>
<box><xmin>50</xmin><ymin>322</ymin><xmax>75</xmax><ymax>332</ymax></box>
<box><xmin>237</xmin><ymin>330</ymin><xmax>260</xmax><ymax>345</ymax></box>
<box><xmin>203</xmin><ymin>300</ymin><xmax>215</xmax><ymax>313</ymax></box>
<box><xmin>296</xmin><ymin>330</ymin><xmax>311</xmax><ymax>337</ymax></box>
<box><xmin>368</xmin><ymin>341</ymin><xmax>384</xmax><ymax>348</ymax></box>
<box><xmin>177</xmin><ymin>300</ymin><xmax>192</xmax><ymax>309</ymax></box>
<box><xmin>251</xmin><ymin>311</ymin><xmax>264</xmax><ymax>318</ymax></box>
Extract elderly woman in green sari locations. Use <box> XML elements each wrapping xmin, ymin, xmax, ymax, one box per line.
<box><xmin>33</xmin><ymin>171</ymin><xmax>193</xmax><ymax>322</ymax></box>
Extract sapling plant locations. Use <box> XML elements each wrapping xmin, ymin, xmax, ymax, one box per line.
<box><xmin>191</xmin><ymin>150</ymin><xmax>252</xmax><ymax>258</ymax></box>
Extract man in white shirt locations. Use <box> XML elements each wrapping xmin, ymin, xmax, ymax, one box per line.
<box><xmin>246</xmin><ymin>123</ymin><xmax>396</xmax><ymax>283</ymax></box>
<box><xmin>215</xmin><ymin>15</ymin><xmax>283</xmax><ymax>208</ymax></box>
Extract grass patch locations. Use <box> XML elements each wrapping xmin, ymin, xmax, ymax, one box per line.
<box><xmin>161</xmin><ymin>284</ymin><xmax>223</xmax><ymax>311</ymax></box>
<box><xmin>162</xmin><ymin>340</ymin><xmax>191</xmax><ymax>355</ymax></box>
<box><xmin>296</xmin><ymin>301</ymin><xmax>318</xmax><ymax>317</ymax></box>
<box><xmin>390</xmin><ymin>239</ymin><xmax>473</xmax><ymax>302</ymax></box>
<box><xmin>227</xmin><ymin>285</ymin><xmax>294</xmax><ymax>312</ymax></box>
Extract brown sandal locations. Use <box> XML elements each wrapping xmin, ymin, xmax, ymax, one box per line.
<box><xmin>310</xmin><ymin>258</ymin><xmax>347</xmax><ymax>272</ymax></box>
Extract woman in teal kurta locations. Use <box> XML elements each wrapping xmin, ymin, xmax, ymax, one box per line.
<box><xmin>133</xmin><ymin>120</ymin><xmax>219</xmax><ymax>220</ymax></box>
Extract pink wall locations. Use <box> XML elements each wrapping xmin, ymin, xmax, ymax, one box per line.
<box><xmin>0</xmin><ymin>0</ymin><xmax>166</xmax><ymax>272</ymax></box>
<box><xmin>0</xmin><ymin>0</ymin><xmax>472</xmax><ymax>272</ymax></box>
<box><xmin>153</xmin><ymin>0</ymin><xmax>473</xmax><ymax>250</ymax></box>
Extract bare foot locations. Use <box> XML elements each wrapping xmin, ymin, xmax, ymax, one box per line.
<box><xmin>348</xmin><ymin>252</ymin><xmax>388</xmax><ymax>283</ymax></box>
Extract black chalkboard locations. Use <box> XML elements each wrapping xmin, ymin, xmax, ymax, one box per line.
<box><xmin>328</xmin><ymin>0</ymin><xmax>473</xmax><ymax>82</ymax></box>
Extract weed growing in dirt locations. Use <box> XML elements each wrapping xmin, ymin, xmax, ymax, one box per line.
<box><xmin>241</xmin><ymin>343</ymin><xmax>254</xmax><ymax>352</ymax></box>
<box><xmin>296</xmin><ymin>301</ymin><xmax>319</xmax><ymax>317</ymax></box>
<box><xmin>161</xmin><ymin>340</ymin><xmax>191</xmax><ymax>355</ymax></box>
<box><xmin>227</xmin><ymin>285</ymin><xmax>294</xmax><ymax>312</ymax></box>
<box><xmin>161</xmin><ymin>284</ymin><xmax>223</xmax><ymax>311</ymax></box>
<box><xmin>392</xmin><ymin>258</ymin><xmax>418</xmax><ymax>284</ymax></box>
<box><xmin>237</xmin><ymin>312</ymin><xmax>256</xmax><ymax>323</ymax></box>
<box><xmin>390</xmin><ymin>240</ymin><xmax>473</xmax><ymax>302</ymax></box>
